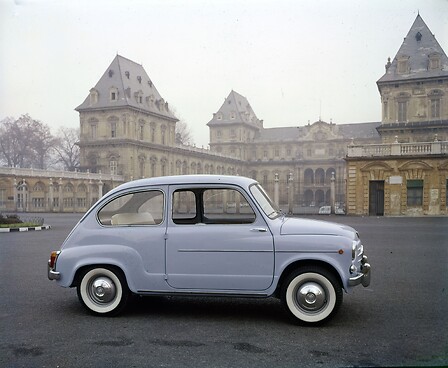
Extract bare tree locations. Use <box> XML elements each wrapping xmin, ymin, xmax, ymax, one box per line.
<box><xmin>0</xmin><ymin>114</ymin><xmax>56</xmax><ymax>169</ymax></box>
<box><xmin>175</xmin><ymin>120</ymin><xmax>194</xmax><ymax>146</ymax></box>
<box><xmin>53</xmin><ymin>127</ymin><xmax>80</xmax><ymax>171</ymax></box>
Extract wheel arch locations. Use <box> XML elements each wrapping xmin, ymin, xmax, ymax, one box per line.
<box><xmin>71</xmin><ymin>263</ymin><xmax>129</xmax><ymax>289</ymax></box>
<box><xmin>274</xmin><ymin>259</ymin><xmax>343</xmax><ymax>298</ymax></box>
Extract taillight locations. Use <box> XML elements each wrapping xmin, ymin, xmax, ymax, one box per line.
<box><xmin>49</xmin><ymin>251</ymin><xmax>60</xmax><ymax>268</ymax></box>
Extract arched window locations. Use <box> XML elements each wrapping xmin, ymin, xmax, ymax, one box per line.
<box><xmin>304</xmin><ymin>168</ymin><xmax>314</xmax><ymax>185</ymax></box>
<box><xmin>315</xmin><ymin>169</ymin><xmax>325</xmax><ymax>185</ymax></box>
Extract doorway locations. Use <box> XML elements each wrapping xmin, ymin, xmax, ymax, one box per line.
<box><xmin>369</xmin><ymin>181</ymin><xmax>384</xmax><ymax>216</ymax></box>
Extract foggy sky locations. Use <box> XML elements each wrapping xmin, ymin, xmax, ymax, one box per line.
<box><xmin>1</xmin><ymin>0</ymin><xmax>447</xmax><ymax>147</ymax></box>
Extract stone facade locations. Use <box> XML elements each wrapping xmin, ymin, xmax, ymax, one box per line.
<box><xmin>346</xmin><ymin>140</ymin><xmax>448</xmax><ymax>216</ymax></box>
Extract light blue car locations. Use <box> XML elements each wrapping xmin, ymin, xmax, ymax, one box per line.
<box><xmin>48</xmin><ymin>175</ymin><xmax>370</xmax><ymax>325</ymax></box>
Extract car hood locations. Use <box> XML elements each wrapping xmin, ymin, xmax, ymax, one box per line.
<box><xmin>280</xmin><ymin>217</ymin><xmax>357</xmax><ymax>239</ymax></box>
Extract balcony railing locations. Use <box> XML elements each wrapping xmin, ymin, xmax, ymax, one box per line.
<box><xmin>347</xmin><ymin>140</ymin><xmax>448</xmax><ymax>158</ymax></box>
<box><xmin>0</xmin><ymin>167</ymin><xmax>124</xmax><ymax>182</ymax></box>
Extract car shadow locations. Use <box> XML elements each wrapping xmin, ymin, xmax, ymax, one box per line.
<box><xmin>125</xmin><ymin>295</ymin><xmax>287</xmax><ymax>323</ymax></box>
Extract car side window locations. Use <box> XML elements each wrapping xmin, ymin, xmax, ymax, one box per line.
<box><xmin>203</xmin><ymin>188</ymin><xmax>255</xmax><ymax>224</ymax></box>
<box><xmin>172</xmin><ymin>188</ymin><xmax>255</xmax><ymax>225</ymax></box>
<box><xmin>172</xmin><ymin>190</ymin><xmax>197</xmax><ymax>224</ymax></box>
<box><xmin>98</xmin><ymin>190</ymin><xmax>164</xmax><ymax>226</ymax></box>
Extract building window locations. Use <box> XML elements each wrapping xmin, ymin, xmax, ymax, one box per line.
<box><xmin>139</xmin><ymin>160</ymin><xmax>145</xmax><ymax>178</ymax></box>
<box><xmin>111</xmin><ymin>92</ymin><xmax>116</xmax><ymax>101</ymax></box>
<box><xmin>32</xmin><ymin>198</ymin><xmax>45</xmax><ymax>208</ymax></box>
<box><xmin>263</xmin><ymin>175</ymin><xmax>268</xmax><ymax>186</ymax></box>
<box><xmin>110</xmin><ymin>160</ymin><xmax>118</xmax><ymax>175</ymax></box>
<box><xmin>151</xmin><ymin>163</ymin><xmax>156</xmax><ymax>177</ymax></box>
<box><xmin>383</xmin><ymin>101</ymin><xmax>388</xmax><ymax>120</ymax></box>
<box><xmin>430</xmin><ymin>99</ymin><xmax>441</xmax><ymax>119</ymax></box>
<box><xmin>217</xmin><ymin>130</ymin><xmax>222</xmax><ymax>139</ymax></box>
<box><xmin>407</xmin><ymin>180</ymin><xmax>423</xmax><ymax>206</ymax></box>
<box><xmin>91</xmin><ymin>124</ymin><xmax>97</xmax><ymax>139</ymax></box>
<box><xmin>398</xmin><ymin>101</ymin><xmax>407</xmax><ymax>122</ymax></box>
<box><xmin>139</xmin><ymin>125</ymin><xmax>144</xmax><ymax>140</ymax></box>
<box><xmin>151</xmin><ymin>127</ymin><xmax>155</xmax><ymax>142</ymax></box>
<box><xmin>111</xmin><ymin>122</ymin><xmax>117</xmax><ymax>138</ymax></box>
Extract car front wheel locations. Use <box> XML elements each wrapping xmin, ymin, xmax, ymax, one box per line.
<box><xmin>77</xmin><ymin>267</ymin><xmax>129</xmax><ymax>316</ymax></box>
<box><xmin>281</xmin><ymin>266</ymin><xmax>342</xmax><ymax>325</ymax></box>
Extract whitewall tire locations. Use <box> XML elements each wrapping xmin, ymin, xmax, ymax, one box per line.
<box><xmin>281</xmin><ymin>267</ymin><xmax>342</xmax><ymax>325</ymax></box>
<box><xmin>77</xmin><ymin>267</ymin><xmax>129</xmax><ymax>316</ymax></box>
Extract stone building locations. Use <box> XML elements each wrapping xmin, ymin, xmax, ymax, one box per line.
<box><xmin>76</xmin><ymin>55</ymin><xmax>244</xmax><ymax>182</ymax></box>
<box><xmin>73</xmin><ymin>54</ymin><xmax>381</xmax><ymax>211</ymax></box>
<box><xmin>346</xmin><ymin>15</ymin><xmax>448</xmax><ymax>216</ymax></box>
<box><xmin>207</xmin><ymin>90</ymin><xmax>380</xmax><ymax>208</ymax></box>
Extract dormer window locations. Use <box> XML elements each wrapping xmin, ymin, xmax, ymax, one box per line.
<box><xmin>397</xmin><ymin>55</ymin><xmax>410</xmax><ymax>74</ymax></box>
<box><xmin>137</xmin><ymin>76</ymin><xmax>142</xmax><ymax>83</ymax></box>
<box><xmin>230</xmin><ymin>111</ymin><xmax>236</xmax><ymax>119</ymax></box>
<box><xmin>134</xmin><ymin>91</ymin><xmax>143</xmax><ymax>104</ymax></box>
<box><xmin>89</xmin><ymin>88</ymin><xmax>99</xmax><ymax>105</ymax></box>
<box><xmin>110</xmin><ymin>87</ymin><xmax>118</xmax><ymax>101</ymax></box>
<box><xmin>217</xmin><ymin>113</ymin><xmax>222</xmax><ymax>120</ymax></box>
<box><xmin>429</xmin><ymin>53</ymin><xmax>441</xmax><ymax>70</ymax></box>
<box><xmin>125</xmin><ymin>71</ymin><xmax>130</xmax><ymax>79</ymax></box>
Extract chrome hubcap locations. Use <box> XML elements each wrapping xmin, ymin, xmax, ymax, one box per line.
<box><xmin>296</xmin><ymin>282</ymin><xmax>326</xmax><ymax>312</ymax></box>
<box><xmin>89</xmin><ymin>277</ymin><xmax>116</xmax><ymax>304</ymax></box>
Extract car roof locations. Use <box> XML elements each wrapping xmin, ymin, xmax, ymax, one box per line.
<box><xmin>110</xmin><ymin>175</ymin><xmax>258</xmax><ymax>193</ymax></box>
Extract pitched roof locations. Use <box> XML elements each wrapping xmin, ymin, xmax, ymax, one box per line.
<box><xmin>207</xmin><ymin>90</ymin><xmax>263</xmax><ymax>128</ymax></box>
<box><xmin>76</xmin><ymin>55</ymin><xmax>177</xmax><ymax>121</ymax></box>
<box><xmin>377</xmin><ymin>14</ymin><xmax>448</xmax><ymax>84</ymax></box>
<box><xmin>255</xmin><ymin>121</ymin><xmax>381</xmax><ymax>142</ymax></box>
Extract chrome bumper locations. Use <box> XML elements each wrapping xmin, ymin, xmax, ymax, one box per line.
<box><xmin>349</xmin><ymin>255</ymin><xmax>371</xmax><ymax>287</ymax></box>
<box><xmin>47</xmin><ymin>264</ymin><xmax>61</xmax><ymax>280</ymax></box>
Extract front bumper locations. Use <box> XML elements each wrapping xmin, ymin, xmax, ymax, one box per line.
<box><xmin>349</xmin><ymin>255</ymin><xmax>371</xmax><ymax>287</ymax></box>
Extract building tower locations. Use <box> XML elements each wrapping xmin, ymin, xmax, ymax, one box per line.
<box><xmin>76</xmin><ymin>55</ymin><xmax>178</xmax><ymax>180</ymax></box>
<box><xmin>207</xmin><ymin>90</ymin><xmax>263</xmax><ymax>160</ymax></box>
<box><xmin>377</xmin><ymin>14</ymin><xmax>448</xmax><ymax>143</ymax></box>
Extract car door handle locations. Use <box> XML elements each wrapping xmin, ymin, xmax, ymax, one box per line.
<box><xmin>250</xmin><ymin>227</ymin><xmax>267</xmax><ymax>232</ymax></box>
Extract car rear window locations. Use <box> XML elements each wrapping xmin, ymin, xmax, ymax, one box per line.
<box><xmin>97</xmin><ymin>190</ymin><xmax>164</xmax><ymax>226</ymax></box>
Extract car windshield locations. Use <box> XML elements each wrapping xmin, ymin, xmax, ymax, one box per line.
<box><xmin>250</xmin><ymin>184</ymin><xmax>281</xmax><ymax>219</ymax></box>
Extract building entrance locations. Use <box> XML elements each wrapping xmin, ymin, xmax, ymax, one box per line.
<box><xmin>369</xmin><ymin>181</ymin><xmax>384</xmax><ymax>216</ymax></box>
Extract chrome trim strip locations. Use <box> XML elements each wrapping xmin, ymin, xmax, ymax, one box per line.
<box><xmin>276</xmin><ymin>250</ymin><xmax>341</xmax><ymax>254</ymax></box>
<box><xmin>178</xmin><ymin>249</ymin><xmax>272</xmax><ymax>253</ymax></box>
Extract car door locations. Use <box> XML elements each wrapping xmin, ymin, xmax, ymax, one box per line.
<box><xmin>165</xmin><ymin>185</ymin><xmax>275</xmax><ymax>291</ymax></box>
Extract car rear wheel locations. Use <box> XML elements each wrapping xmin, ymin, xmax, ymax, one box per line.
<box><xmin>281</xmin><ymin>266</ymin><xmax>342</xmax><ymax>325</ymax></box>
<box><xmin>77</xmin><ymin>267</ymin><xmax>129</xmax><ymax>316</ymax></box>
